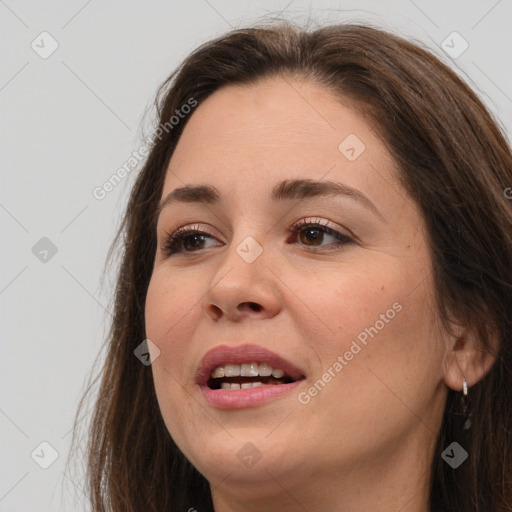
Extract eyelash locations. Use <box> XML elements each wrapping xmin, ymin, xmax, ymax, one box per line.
<box><xmin>161</xmin><ymin>218</ymin><xmax>354</xmax><ymax>257</ymax></box>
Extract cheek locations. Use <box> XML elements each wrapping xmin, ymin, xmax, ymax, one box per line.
<box><xmin>144</xmin><ymin>268</ymin><xmax>205</xmax><ymax>407</ymax></box>
<box><xmin>294</xmin><ymin>248</ymin><xmax>434</xmax><ymax>352</ymax></box>
<box><xmin>144</xmin><ymin>269</ymin><xmax>206</xmax><ymax>448</ymax></box>
<box><xmin>145</xmin><ymin>267</ymin><xmax>204</xmax><ymax>347</ymax></box>
<box><xmin>290</xmin><ymin>253</ymin><xmax>442</xmax><ymax>400</ymax></box>
<box><xmin>284</xmin><ymin>259</ymin><xmax>405</xmax><ymax>362</ymax></box>
<box><xmin>300</xmin><ymin>269</ymin><xmax>443</xmax><ymax>426</ymax></box>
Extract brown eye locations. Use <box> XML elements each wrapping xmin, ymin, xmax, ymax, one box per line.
<box><xmin>163</xmin><ymin>228</ymin><xmax>221</xmax><ymax>256</ymax></box>
<box><xmin>290</xmin><ymin>220</ymin><xmax>353</xmax><ymax>250</ymax></box>
<box><xmin>182</xmin><ymin>234</ymin><xmax>207</xmax><ymax>251</ymax></box>
<box><xmin>299</xmin><ymin>227</ymin><xmax>325</xmax><ymax>246</ymax></box>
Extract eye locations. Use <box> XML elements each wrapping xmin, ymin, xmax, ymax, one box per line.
<box><xmin>162</xmin><ymin>224</ymin><xmax>221</xmax><ymax>256</ymax></box>
<box><xmin>288</xmin><ymin>218</ymin><xmax>353</xmax><ymax>250</ymax></box>
<box><xmin>161</xmin><ymin>218</ymin><xmax>353</xmax><ymax>257</ymax></box>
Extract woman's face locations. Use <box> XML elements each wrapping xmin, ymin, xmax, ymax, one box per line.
<box><xmin>145</xmin><ymin>78</ymin><xmax>450</xmax><ymax>506</ymax></box>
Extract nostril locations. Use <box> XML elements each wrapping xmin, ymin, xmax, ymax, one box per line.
<box><xmin>205</xmin><ymin>301</ymin><xmax>263</xmax><ymax>320</ymax></box>
<box><xmin>207</xmin><ymin>304</ymin><xmax>222</xmax><ymax>319</ymax></box>
<box><xmin>242</xmin><ymin>302</ymin><xmax>262</xmax><ymax>312</ymax></box>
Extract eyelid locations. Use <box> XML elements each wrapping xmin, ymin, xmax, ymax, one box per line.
<box><xmin>290</xmin><ymin>217</ymin><xmax>356</xmax><ymax>241</ymax></box>
<box><xmin>159</xmin><ymin>222</ymin><xmax>225</xmax><ymax>257</ymax></box>
<box><xmin>161</xmin><ymin>218</ymin><xmax>347</xmax><ymax>243</ymax></box>
<box><xmin>160</xmin><ymin>217</ymin><xmax>356</xmax><ymax>257</ymax></box>
<box><xmin>163</xmin><ymin>223</ymin><xmax>219</xmax><ymax>241</ymax></box>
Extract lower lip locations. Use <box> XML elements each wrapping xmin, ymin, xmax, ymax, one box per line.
<box><xmin>200</xmin><ymin>380</ymin><xmax>303</xmax><ymax>409</ymax></box>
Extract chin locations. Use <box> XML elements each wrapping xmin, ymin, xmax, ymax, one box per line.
<box><xmin>176</xmin><ymin>426</ymin><xmax>307</xmax><ymax>487</ymax></box>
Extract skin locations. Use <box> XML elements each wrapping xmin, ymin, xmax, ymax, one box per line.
<box><xmin>144</xmin><ymin>77</ymin><xmax>495</xmax><ymax>512</ymax></box>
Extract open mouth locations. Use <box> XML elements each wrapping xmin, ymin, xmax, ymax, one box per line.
<box><xmin>207</xmin><ymin>362</ymin><xmax>300</xmax><ymax>390</ymax></box>
<box><xmin>197</xmin><ymin>344</ymin><xmax>306</xmax><ymax>408</ymax></box>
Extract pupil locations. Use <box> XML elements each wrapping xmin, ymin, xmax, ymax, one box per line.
<box><xmin>301</xmin><ymin>228</ymin><xmax>322</xmax><ymax>245</ymax></box>
<box><xmin>185</xmin><ymin>235</ymin><xmax>205</xmax><ymax>251</ymax></box>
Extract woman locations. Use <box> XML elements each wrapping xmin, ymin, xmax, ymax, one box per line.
<box><xmin>73</xmin><ymin>21</ymin><xmax>512</xmax><ymax>511</ymax></box>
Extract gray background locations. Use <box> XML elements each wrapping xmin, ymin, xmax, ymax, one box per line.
<box><xmin>1</xmin><ymin>1</ymin><xmax>511</xmax><ymax>510</ymax></box>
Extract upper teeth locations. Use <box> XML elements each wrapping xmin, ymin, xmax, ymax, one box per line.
<box><xmin>211</xmin><ymin>362</ymin><xmax>285</xmax><ymax>379</ymax></box>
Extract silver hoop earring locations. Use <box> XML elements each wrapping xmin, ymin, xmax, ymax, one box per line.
<box><xmin>462</xmin><ymin>377</ymin><xmax>472</xmax><ymax>431</ymax></box>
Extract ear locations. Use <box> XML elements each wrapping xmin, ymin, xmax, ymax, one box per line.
<box><xmin>442</xmin><ymin>320</ymin><xmax>498</xmax><ymax>391</ymax></box>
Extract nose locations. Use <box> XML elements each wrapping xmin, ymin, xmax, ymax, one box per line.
<box><xmin>202</xmin><ymin>240</ymin><xmax>282</xmax><ymax>322</ymax></box>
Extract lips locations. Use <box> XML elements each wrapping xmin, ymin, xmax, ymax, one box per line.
<box><xmin>196</xmin><ymin>344</ymin><xmax>306</xmax><ymax>409</ymax></box>
<box><xmin>196</xmin><ymin>344</ymin><xmax>306</xmax><ymax>388</ymax></box>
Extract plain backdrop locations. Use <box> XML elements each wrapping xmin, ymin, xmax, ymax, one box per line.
<box><xmin>1</xmin><ymin>1</ymin><xmax>511</xmax><ymax>510</ymax></box>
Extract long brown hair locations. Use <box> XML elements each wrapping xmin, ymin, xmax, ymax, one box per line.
<box><xmin>70</xmin><ymin>21</ymin><xmax>512</xmax><ymax>511</ymax></box>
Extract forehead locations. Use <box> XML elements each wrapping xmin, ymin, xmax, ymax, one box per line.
<box><xmin>163</xmin><ymin>78</ymin><xmax>398</xmax><ymax>208</ymax></box>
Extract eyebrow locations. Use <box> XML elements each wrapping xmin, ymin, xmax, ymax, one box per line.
<box><xmin>157</xmin><ymin>178</ymin><xmax>385</xmax><ymax>221</ymax></box>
